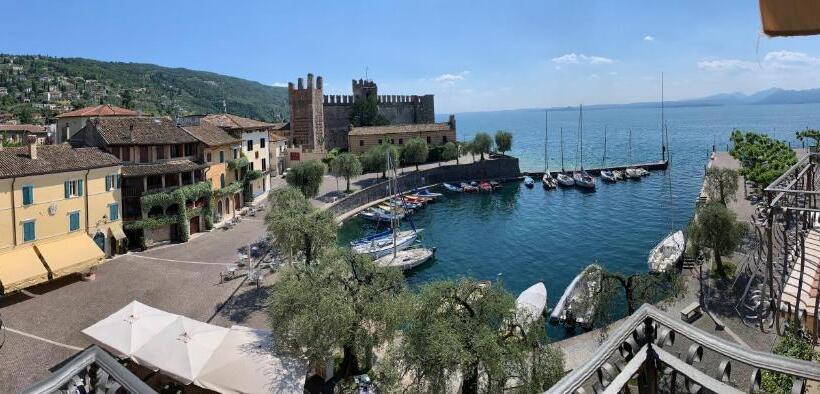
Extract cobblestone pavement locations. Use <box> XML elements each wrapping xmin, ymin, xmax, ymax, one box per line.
<box><xmin>0</xmin><ymin>218</ymin><xmax>271</xmax><ymax>392</ymax></box>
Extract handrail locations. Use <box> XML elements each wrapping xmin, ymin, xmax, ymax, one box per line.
<box><xmin>546</xmin><ymin>304</ymin><xmax>820</xmax><ymax>393</ymax></box>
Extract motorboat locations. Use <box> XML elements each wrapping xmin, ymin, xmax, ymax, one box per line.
<box><xmin>550</xmin><ymin>264</ymin><xmax>602</xmax><ymax>329</ymax></box>
<box><xmin>358</xmin><ymin>208</ymin><xmax>404</xmax><ymax>222</ymax></box>
<box><xmin>556</xmin><ymin>173</ymin><xmax>575</xmax><ymax>187</ymax></box>
<box><xmin>542</xmin><ymin>173</ymin><xmax>557</xmax><ymax>189</ymax></box>
<box><xmin>516</xmin><ymin>282</ymin><xmax>548</xmax><ymax>324</ymax></box>
<box><xmin>411</xmin><ymin>187</ymin><xmax>443</xmax><ymax>198</ymax></box>
<box><xmin>351</xmin><ymin>230</ymin><xmax>420</xmax><ymax>259</ymax></box>
<box><xmin>460</xmin><ymin>182</ymin><xmax>478</xmax><ymax>192</ymax></box>
<box><xmin>612</xmin><ymin>170</ymin><xmax>624</xmax><ymax>180</ymax></box>
<box><xmin>442</xmin><ymin>182</ymin><xmax>462</xmax><ymax>192</ymax></box>
<box><xmin>470</xmin><ymin>181</ymin><xmax>478</xmax><ymax>187</ymax></box>
<box><xmin>573</xmin><ymin>171</ymin><xmax>596</xmax><ymax>190</ymax></box>
<box><xmin>600</xmin><ymin>170</ymin><xmax>617</xmax><ymax>183</ymax></box>
<box><xmin>523</xmin><ymin>176</ymin><xmax>535</xmax><ymax>188</ymax></box>
<box><xmin>349</xmin><ymin>229</ymin><xmax>392</xmax><ymax>247</ymax></box>
<box><xmin>374</xmin><ymin>245</ymin><xmax>436</xmax><ymax>271</ymax></box>
<box><xmin>637</xmin><ymin>167</ymin><xmax>650</xmax><ymax>177</ymax></box>
<box><xmin>625</xmin><ymin>167</ymin><xmax>642</xmax><ymax>179</ymax></box>
<box><xmin>490</xmin><ymin>181</ymin><xmax>503</xmax><ymax>190</ymax></box>
<box><xmin>648</xmin><ymin>230</ymin><xmax>685</xmax><ymax>272</ymax></box>
<box><xmin>479</xmin><ymin>181</ymin><xmax>493</xmax><ymax>192</ymax></box>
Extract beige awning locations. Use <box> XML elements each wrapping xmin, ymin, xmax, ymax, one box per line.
<box><xmin>36</xmin><ymin>233</ymin><xmax>104</xmax><ymax>278</ymax></box>
<box><xmin>760</xmin><ymin>0</ymin><xmax>820</xmax><ymax>37</ymax></box>
<box><xmin>110</xmin><ymin>225</ymin><xmax>126</xmax><ymax>241</ymax></box>
<box><xmin>0</xmin><ymin>245</ymin><xmax>49</xmax><ymax>293</ymax></box>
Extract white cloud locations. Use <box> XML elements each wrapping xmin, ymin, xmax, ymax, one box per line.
<box><xmin>697</xmin><ymin>59</ymin><xmax>757</xmax><ymax>72</ymax></box>
<box><xmin>764</xmin><ymin>50</ymin><xmax>820</xmax><ymax>69</ymax></box>
<box><xmin>433</xmin><ymin>71</ymin><xmax>470</xmax><ymax>85</ymax></box>
<box><xmin>272</xmin><ymin>82</ymin><xmax>288</xmax><ymax>87</ymax></box>
<box><xmin>697</xmin><ymin>51</ymin><xmax>820</xmax><ymax>73</ymax></box>
<box><xmin>551</xmin><ymin>53</ymin><xmax>614</xmax><ymax>66</ymax></box>
<box><xmin>643</xmin><ymin>35</ymin><xmax>655</xmax><ymax>42</ymax></box>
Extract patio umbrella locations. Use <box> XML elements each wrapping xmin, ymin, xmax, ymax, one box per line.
<box><xmin>132</xmin><ymin>316</ymin><xmax>229</xmax><ymax>384</ymax></box>
<box><xmin>193</xmin><ymin>325</ymin><xmax>307</xmax><ymax>394</ymax></box>
<box><xmin>81</xmin><ymin>300</ymin><xmax>178</xmax><ymax>358</ymax></box>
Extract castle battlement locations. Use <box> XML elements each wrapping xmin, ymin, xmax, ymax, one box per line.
<box><xmin>323</xmin><ymin>95</ymin><xmax>355</xmax><ymax>105</ymax></box>
<box><xmin>289</xmin><ymin>73</ymin><xmax>323</xmax><ymax>92</ymax></box>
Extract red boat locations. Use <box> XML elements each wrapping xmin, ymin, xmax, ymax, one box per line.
<box><xmin>478</xmin><ymin>181</ymin><xmax>493</xmax><ymax>192</ymax></box>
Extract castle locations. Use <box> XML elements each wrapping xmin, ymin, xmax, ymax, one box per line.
<box><xmin>288</xmin><ymin>73</ymin><xmax>436</xmax><ymax>151</ymax></box>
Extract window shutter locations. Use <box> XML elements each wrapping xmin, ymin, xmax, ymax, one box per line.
<box><xmin>64</xmin><ymin>181</ymin><xmax>70</xmax><ymax>198</ymax></box>
<box><xmin>105</xmin><ymin>176</ymin><xmax>111</xmax><ymax>191</ymax></box>
<box><xmin>77</xmin><ymin>180</ymin><xmax>84</xmax><ymax>196</ymax></box>
<box><xmin>23</xmin><ymin>186</ymin><xmax>32</xmax><ymax>205</ymax></box>
<box><xmin>116</xmin><ymin>174</ymin><xmax>122</xmax><ymax>189</ymax></box>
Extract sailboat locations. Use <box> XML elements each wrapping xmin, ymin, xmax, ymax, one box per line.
<box><xmin>556</xmin><ymin>127</ymin><xmax>575</xmax><ymax>187</ymax></box>
<box><xmin>600</xmin><ymin>126</ymin><xmax>617</xmax><ymax>183</ymax></box>
<box><xmin>572</xmin><ymin>105</ymin><xmax>596</xmax><ymax>190</ymax></box>
<box><xmin>371</xmin><ymin>149</ymin><xmax>435</xmax><ymax>270</ymax></box>
<box><xmin>550</xmin><ymin>264</ymin><xmax>603</xmax><ymax>329</ymax></box>
<box><xmin>624</xmin><ymin>129</ymin><xmax>641</xmax><ymax>180</ymax></box>
<box><xmin>542</xmin><ymin>111</ymin><xmax>557</xmax><ymax>189</ymax></box>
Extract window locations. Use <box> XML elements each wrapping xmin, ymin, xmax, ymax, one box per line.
<box><xmin>443</xmin><ymin>135</ymin><xmax>448</xmax><ymax>143</ymax></box>
<box><xmin>206</xmin><ymin>152</ymin><xmax>212</xmax><ymax>162</ymax></box>
<box><xmin>69</xmin><ymin>211</ymin><xmax>80</xmax><ymax>232</ymax></box>
<box><xmin>233</xmin><ymin>148</ymin><xmax>238</xmax><ymax>159</ymax></box>
<box><xmin>156</xmin><ymin>145</ymin><xmax>165</xmax><ymax>160</ymax></box>
<box><xmin>23</xmin><ymin>220</ymin><xmax>35</xmax><ymax>242</ymax></box>
<box><xmin>109</xmin><ymin>203</ymin><xmax>119</xmax><ymax>221</ymax></box>
<box><xmin>249</xmin><ymin>162</ymin><xmax>255</xmax><ymax>171</ymax></box>
<box><xmin>170</xmin><ymin>145</ymin><xmax>180</xmax><ymax>158</ymax></box>
<box><xmin>184</xmin><ymin>144</ymin><xmax>193</xmax><ymax>156</ymax></box>
<box><xmin>22</xmin><ymin>185</ymin><xmax>33</xmax><ymax>205</ymax></box>
<box><xmin>139</xmin><ymin>146</ymin><xmax>150</xmax><ymax>163</ymax></box>
<box><xmin>220</xmin><ymin>173</ymin><xmax>225</xmax><ymax>188</ymax></box>
<box><xmin>105</xmin><ymin>174</ymin><xmax>118</xmax><ymax>191</ymax></box>
<box><xmin>427</xmin><ymin>136</ymin><xmax>432</xmax><ymax>144</ymax></box>
<box><xmin>359</xmin><ymin>140</ymin><xmax>364</xmax><ymax>147</ymax></box>
<box><xmin>390</xmin><ymin>139</ymin><xmax>395</xmax><ymax>144</ymax></box>
<box><xmin>219</xmin><ymin>151</ymin><xmax>224</xmax><ymax>163</ymax></box>
<box><xmin>261</xmin><ymin>158</ymin><xmax>267</xmax><ymax>171</ymax></box>
<box><xmin>110</xmin><ymin>146</ymin><xmax>120</xmax><ymax>159</ymax></box>
<box><xmin>234</xmin><ymin>170</ymin><xmax>239</xmax><ymax>181</ymax></box>
<box><xmin>122</xmin><ymin>147</ymin><xmax>131</xmax><ymax>162</ymax></box>
<box><xmin>399</xmin><ymin>138</ymin><xmax>403</xmax><ymax>145</ymax></box>
<box><xmin>246</xmin><ymin>140</ymin><xmax>253</xmax><ymax>151</ymax></box>
<box><xmin>260</xmin><ymin>138</ymin><xmax>266</xmax><ymax>148</ymax></box>
<box><xmin>378</xmin><ymin>139</ymin><xmax>382</xmax><ymax>145</ymax></box>
<box><xmin>255</xmin><ymin>151</ymin><xmax>259</xmax><ymax>159</ymax></box>
<box><xmin>64</xmin><ymin>179</ymin><xmax>83</xmax><ymax>198</ymax></box>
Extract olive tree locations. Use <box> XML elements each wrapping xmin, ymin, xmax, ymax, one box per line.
<box><xmin>268</xmin><ymin>247</ymin><xmax>407</xmax><ymax>384</ymax></box>
<box><xmin>402</xmin><ymin>137</ymin><xmax>428</xmax><ymax>170</ymax></box>
<box><xmin>265</xmin><ymin>187</ymin><xmax>336</xmax><ymax>264</ymax></box>
<box><xmin>473</xmin><ymin>132</ymin><xmax>493</xmax><ymax>160</ymax></box>
<box><xmin>285</xmin><ymin>160</ymin><xmax>326</xmax><ymax>198</ymax></box>
<box><xmin>361</xmin><ymin>144</ymin><xmax>400</xmax><ymax>178</ymax></box>
<box><xmin>796</xmin><ymin>128</ymin><xmax>820</xmax><ymax>150</ymax></box>
<box><xmin>441</xmin><ymin>141</ymin><xmax>459</xmax><ymax>165</ymax></box>
<box><xmin>688</xmin><ymin>202</ymin><xmax>748</xmax><ymax>276</ymax></box>
<box><xmin>330</xmin><ymin>152</ymin><xmax>362</xmax><ymax>192</ymax></box>
<box><xmin>494</xmin><ymin>130</ymin><xmax>513</xmax><ymax>156</ymax></box>
<box><xmin>704</xmin><ymin>167</ymin><xmax>739</xmax><ymax>206</ymax></box>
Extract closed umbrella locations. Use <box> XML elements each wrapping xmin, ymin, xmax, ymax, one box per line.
<box><xmin>132</xmin><ymin>316</ymin><xmax>229</xmax><ymax>384</ymax></box>
<box><xmin>81</xmin><ymin>300</ymin><xmax>178</xmax><ymax>358</ymax></box>
<box><xmin>194</xmin><ymin>325</ymin><xmax>308</xmax><ymax>394</ymax></box>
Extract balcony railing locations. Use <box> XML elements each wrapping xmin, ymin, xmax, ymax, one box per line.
<box><xmin>23</xmin><ymin>346</ymin><xmax>155</xmax><ymax>394</ymax></box>
<box><xmin>546</xmin><ymin>304</ymin><xmax>820</xmax><ymax>393</ymax></box>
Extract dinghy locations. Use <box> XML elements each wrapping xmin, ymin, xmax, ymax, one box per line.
<box><xmin>637</xmin><ymin>167</ymin><xmax>650</xmax><ymax>177</ymax></box>
<box><xmin>523</xmin><ymin>176</ymin><xmax>535</xmax><ymax>188</ymax></box>
<box><xmin>516</xmin><ymin>282</ymin><xmax>548</xmax><ymax>324</ymax></box>
<box><xmin>374</xmin><ymin>246</ymin><xmax>436</xmax><ymax>271</ymax></box>
<box><xmin>550</xmin><ymin>264</ymin><xmax>602</xmax><ymax>328</ymax></box>
<box><xmin>442</xmin><ymin>183</ymin><xmax>462</xmax><ymax>192</ymax></box>
<box><xmin>648</xmin><ymin>230</ymin><xmax>685</xmax><ymax>272</ymax></box>
<box><xmin>600</xmin><ymin>170</ymin><xmax>617</xmax><ymax>183</ymax></box>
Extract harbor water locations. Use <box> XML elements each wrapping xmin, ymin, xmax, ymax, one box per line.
<box><xmin>338</xmin><ymin>103</ymin><xmax>820</xmax><ymax>339</ymax></box>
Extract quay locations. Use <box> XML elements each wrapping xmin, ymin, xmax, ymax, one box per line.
<box><xmin>522</xmin><ymin>159</ymin><xmax>669</xmax><ymax>177</ymax></box>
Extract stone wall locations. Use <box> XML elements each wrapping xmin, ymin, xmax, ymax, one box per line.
<box><xmin>327</xmin><ymin>157</ymin><xmax>521</xmax><ymax>217</ymax></box>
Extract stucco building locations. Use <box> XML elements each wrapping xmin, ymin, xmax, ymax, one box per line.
<box><xmin>55</xmin><ymin>104</ymin><xmax>139</xmax><ymax>144</ymax></box>
<box><xmin>0</xmin><ymin>124</ymin><xmax>49</xmax><ymax>145</ymax></box>
<box><xmin>348</xmin><ymin>115</ymin><xmax>457</xmax><ymax>154</ymax></box>
<box><xmin>0</xmin><ymin>143</ymin><xmax>123</xmax><ymax>294</ymax></box>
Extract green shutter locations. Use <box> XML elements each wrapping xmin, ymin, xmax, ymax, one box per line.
<box><xmin>117</xmin><ymin>175</ymin><xmax>122</xmax><ymax>189</ymax></box>
<box><xmin>105</xmin><ymin>176</ymin><xmax>111</xmax><ymax>191</ymax></box>
<box><xmin>77</xmin><ymin>180</ymin><xmax>84</xmax><ymax>196</ymax></box>
<box><xmin>64</xmin><ymin>181</ymin><xmax>70</xmax><ymax>198</ymax></box>
<box><xmin>23</xmin><ymin>186</ymin><xmax>33</xmax><ymax>205</ymax></box>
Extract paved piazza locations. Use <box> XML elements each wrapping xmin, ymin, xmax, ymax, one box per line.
<box><xmin>0</xmin><ymin>217</ymin><xmax>272</xmax><ymax>392</ymax></box>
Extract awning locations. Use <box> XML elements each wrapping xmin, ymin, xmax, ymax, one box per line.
<box><xmin>36</xmin><ymin>233</ymin><xmax>104</xmax><ymax>278</ymax></box>
<box><xmin>760</xmin><ymin>0</ymin><xmax>820</xmax><ymax>37</ymax></box>
<box><xmin>82</xmin><ymin>301</ymin><xmax>179</xmax><ymax>358</ymax></box>
<box><xmin>0</xmin><ymin>246</ymin><xmax>49</xmax><ymax>293</ymax></box>
<box><xmin>110</xmin><ymin>226</ymin><xmax>127</xmax><ymax>241</ymax></box>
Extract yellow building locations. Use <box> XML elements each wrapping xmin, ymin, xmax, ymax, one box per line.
<box><xmin>348</xmin><ymin>115</ymin><xmax>457</xmax><ymax>154</ymax></box>
<box><xmin>0</xmin><ymin>143</ymin><xmax>123</xmax><ymax>294</ymax></box>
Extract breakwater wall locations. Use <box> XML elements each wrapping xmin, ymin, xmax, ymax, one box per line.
<box><xmin>522</xmin><ymin>159</ymin><xmax>668</xmax><ymax>177</ymax></box>
<box><xmin>327</xmin><ymin>157</ymin><xmax>521</xmax><ymax>217</ymax></box>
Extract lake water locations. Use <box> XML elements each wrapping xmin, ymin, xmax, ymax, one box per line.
<box><xmin>338</xmin><ymin>103</ymin><xmax>820</xmax><ymax>339</ymax></box>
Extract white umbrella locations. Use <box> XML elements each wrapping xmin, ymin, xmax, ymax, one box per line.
<box><xmin>132</xmin><ymin>316</ymin><xmax>229</xmax><ymax>384</ymax></box>
<box><xmin>81</xmin><ymin>301</ymin><xmax>178</xmax><ymax>358</ymax></box>
<box><xmin>194</xmin><ymin>325</ymin><xmax>307</xmax><ymax>394</ymax></box>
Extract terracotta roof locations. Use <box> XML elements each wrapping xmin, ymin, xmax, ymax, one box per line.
<box><xmin>202</xmin><ymin>113</ymin><xmax>276</xmax><ymax>130</ymax></box>
<box><xmin>0</xmin><ymin>124</ymin><xmax>48</xmax><ymax>134</ymax></box>
<box><xmin>268</xmin><ymin>133</ymin><xmax>288</xmax><ymax>143</ymax></box>
<box><xmin>121</xmin><ymin>160</ymin><xmax>208</xmax><ymax>177</ymax></box>
<box><xmin>181</xmin><ymin>122</ymin><xmax>240</xmax><ymax>147</ymax></box>
<box><xmin>87</xmin><ymin>117</ymin><xmax>199</xmax><ymax>146</ymax></box>
<box><xmin>348</xmin><ymin>122</ymin><xmax>453</xmax><ymax>136</ymax></box>
<box><xmin>0</xmin><ymin>145</ymin><xmax>120</xmax><ymax>179</ymax></box>
<box><xmin>56</xmin><ymin>104</ymin><xmax>139</xmax><ymax>119</ymax></box>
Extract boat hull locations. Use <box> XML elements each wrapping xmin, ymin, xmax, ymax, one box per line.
<box><xmin>648</xmin><ymin>230</ymin><xmax>685</xmax><ymax>272</ymax></box>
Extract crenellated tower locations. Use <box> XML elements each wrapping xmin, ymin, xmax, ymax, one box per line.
<box><xmin>288</xmin><ymin>73</ymin><xmax>325</xmax><ymax>151</ymax></box>
<box><xmin>352</xmin><ymin>79</ymin><xmax>378</xmax><ymax>102</ymax></box>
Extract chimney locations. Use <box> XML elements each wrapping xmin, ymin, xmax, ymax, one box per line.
<box><xmin>129</xmin><ymin>123</ymin><xmax>134</xmax><ymax>141</ymax></box>
<box><xmin>27</xmin><ymin>136</ymin><xmax>37</xmax><ymax>159</ymax></box>
<box><xmin>448</xmin><ymin>114</ymin><xmax>456</xmax><ymax>130</ymax></box>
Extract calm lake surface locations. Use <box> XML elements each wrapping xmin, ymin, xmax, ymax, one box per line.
<box><xmin>339</xmin><ymin>103</ymin><xmax>820</xmax><ymax>339</ymax></box>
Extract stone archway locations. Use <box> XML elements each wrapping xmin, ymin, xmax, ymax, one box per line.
<box><xmin>217</xmin><ymin>200</ymin><xmax>223</xmax><ymax>217</ymax></box>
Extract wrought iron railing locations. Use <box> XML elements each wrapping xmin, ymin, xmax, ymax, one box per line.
<box><xmin>546</xmin><ymin>304</ymin><xmax>820</xmax><ymax>393</ymax></box>
<box><xmin>23</xmin><ymin>346</ymin><xmax>155</xmax><ymax>394</ymax></box>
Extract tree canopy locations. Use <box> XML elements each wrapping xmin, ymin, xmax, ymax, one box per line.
<box><xmin>472</xmin><ymin>132</ymin><xmax>493</xmax><ymax>160</ymax></box>
<box><xmin>688</xmin><ymin>202</ymin><xmax>748</xmax><ymax>275</ymax></box>
<box><xmin>441</xmin><ymin>141</ymin><xmax>460</xmax><ymax>164</ymax></box>
<box><xmin>401</xmin><ymin>137</ymin><xmax>429</xmax><ymax>170</ymax></box>
<box><xmin>330</xmin><ymin>152</ymin><xmax>363</xmax><ymax>192</ymax></box>
<box><xmin>729</xmin><ymin>130</ymin><xmax>796</xmax><ymax>186</ymax></box>
<box><xmin>704</xmin><ymin>167</ymin><xmax>739</xmax><ymax>205</ymax></box>
<box><xmin>795</xmin><ymin>128</ymin><xmax>820</xmax><ymax>149</ymax></box>
<box><xmin>361</xmin><ymin>144</ymin><xmax>400</xmax><ymax>178</ymax></box>
<box><xmin>349</xmin><ymin>96</ymin><xmax>389</xmax><ymax>127</ymax></box>
<box><xmin>268</xmin><ymin>247</ymin><xmax>408</xmax><ymax>382</ymax></box>
<box><xmin>596</xmin><ymin>270</ymin><xmax>686</xmax><ymax>320</ymax></box>
<box><xmin>265</xmin><ymin>187</ymin><xmax>336</xmax><ymax>264</ymax></box>
<box><xmin>285</xmin><ymin>160</ymin><xmax>326</xmax><ymax>198</ymax></box>
<box><xmin>494</xmin><ymin>130</ymin><xmax>513</xmax><ymax>155</ymax></box>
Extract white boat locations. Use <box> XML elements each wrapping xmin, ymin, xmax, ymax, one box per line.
<box><xmin>556</xmin><ymin>173</ymin><xmax>575</xmax><ymax>187</ymax></box>
<box><xmin>516</xmin><ymin>282</ymin><xmax>547</xmax><ymax>324</ymax></box>
<box><xmin>625</xmin><ymin>167</ymin><xmax>642</xmax><ymax>179</ymax></box>
<box><xmin>550</xmin><ymin>264</ymin><xmax>602</xmax><ymax>328</ymax></box>
<box><xmin>612</xmin><ymin>170</ymin><xmax>624</xmax><ymax>180</ymax></box>
<box><xmin>358</xmin><ymin>208</ymin><xmax>404</xmax><ymax>222</ymax></box>
<box><xmin>541</xmin><ymin>111</ymin><xmax>557</xmax><ymax>190</ymax></box>
<box><xmin>637</xmin><ymin>167</ymin><xmax>650</xmax><ymax>177</ymax></box>
<box><xmin>351</xmin><ymin>230</ymin><xmax>419</xmax><ymax>259</ymax></box>
<box><xmin>648</xmin><ymin>230</ymin><xmax>685</xmax><ymax>272</ymax></box>
<box><xmin>350</xmin><ymin>230</ymin><xmax>392</xmax><ymax>246</ymax></box>
<box><xmin>600</xmin><ymin>170</ymin><xmax>617</xmax><ymax>183</ymax></box>
<box><xmin>523</xmin><ymin>176</ymin><xmax>535</xmax><ymax>188</ymax></box>
<box><xmin>573</xmin><ymin>171</ymin><xmax>596</xmax><ymax>190</ymax></box>
<box><xmin>374</xmin><ymin>246</ymin><xmax>435</xmax><ymax>271</ymax></box>
<box><xmin>442</xmin><ymin>183</ymin><xmax>462</xmax><ymax>192</ymax></box>
<box><xmin>573</xmin><ymin>106</ymin><xmax>596</xmax><ymax>191</ymax></box>
<box><xmin>411</xmin><ymin>188</ymin><xmax>443</xmax><ymax>198</ymax></box>
<box><xmin>542</xmin><ymin>173</ymin><xmax>557</xmax><ymax>189</ymax></box>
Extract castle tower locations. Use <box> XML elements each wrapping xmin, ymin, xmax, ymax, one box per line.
<box><xmin>288</xmin><ymin>73</ymin><xmax>325</xmax><ymax>151</ymax></box>
<box><xmin>352</xmin><ymin>79</ymin><xmax>378</xmax><ymax>102</ymax></box>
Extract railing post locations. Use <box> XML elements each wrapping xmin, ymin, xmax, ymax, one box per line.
<box><xmin>637</xmin><ymin>317</ymin><xmax>658</xmax><ymax>394</ymax></box>
<box><xmin>767</xmin><ymin>193</ymin><xmax>778</xmax><ymax>332</ymax></box>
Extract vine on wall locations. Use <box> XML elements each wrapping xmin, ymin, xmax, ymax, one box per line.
<box><xmin>133</xmin><ymin>181</ymin><xmax>214</xmax><ymax>240</ymax></box>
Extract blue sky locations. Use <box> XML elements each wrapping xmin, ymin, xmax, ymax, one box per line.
<box><xmin>3</xmin><ymin>0</ymin><xmax>820</xmax><ymax>112</ymax></box>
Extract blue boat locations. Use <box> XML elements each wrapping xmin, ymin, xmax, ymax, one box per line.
<box><xmin>350</xmin><ymin>229</ymin><xmax>392</xmax><ymax>246</ymax></box>
<box><xmin>442</xmin><ymin>183</ymin><xmax>462</xmax><ymax>192</ymax></box>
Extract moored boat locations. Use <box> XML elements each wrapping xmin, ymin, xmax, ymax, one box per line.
<box><xmin>359</xmin><ymin>208</ymin><xmax>404</xmax><ymax>222</ymax></box>
<box><xmin>625</xmin><ymin>167</ymin><xmax>641</xmax><ymax>179</ymax></box>
<box><xmin>612</xmin><ymin>170</ymin><xmax>624</xmax><ymax>180</ymax></box>
<box><xmin>600</xmin><ymin>170</ymin><xmax>617</xmax><ymax>183</ymax></box>
<box><xmin>542</xmin><ymin>173</ymin><xmax>557</xmax><ymax>189</ymax></box>
<box><xmin>374</xmin><ymin>245</ymin><xmax>436</xmax><ymax>271</ymax></box>
<box><xmin>412</xmin><ymin>187</ymin><xmax>443</xmax><ymax>198</ymax></box>
<box><xmin>648</xmin><ymin>230</ymin><xmax>685</xmax><ymax>272</ymax></box>
<box><xmin>479</xmin><ymin>181</ymin><xmax>493</xmax><ymax>192</ymax></box>
<box><xmin>490</xmin><ymin>181</ymin><xmax>502</xmax><ymax>190</ymax></box>
<box><xmin>460</xmin><ymin>182</ymin><xmax>478</xmax><ymax>192</ymax></box>
<box><xmin>523</xmin><ymin>176</ymin><xmax>535</xmax><ymax>188</ymax></box>
<box><xmin>573</xmin><ymin>171</ymin><xmax>596</xmax><ymax>190</ymax></box>
<box><xmin>556</xmin><ymin>173</ymin><xmax>575</xmax><ymax>187</ymax></box>
<box><xmin>442</xmin><ymin>182</ymin><xmax>462</xmax><ymax>192</ymax></box>
<box><xmin>351</xmin><ymin>229</ymin><xmax>420</xmax><ymax>258</ymax></box>
<box><xmin>516</xmin><ymin>282</ymin><xmax>548</xmax><ymax>324</ymax></box>
<box><xmin>550</xmin><ymin>264</ymin><xmax>602</xmax><ymax>328</ymax></box>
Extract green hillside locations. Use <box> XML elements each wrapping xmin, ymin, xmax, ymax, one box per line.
<box><xmin>0</xmin><ymin>55</ymin><xmax>289</xmax><ymax>123</ymax></box>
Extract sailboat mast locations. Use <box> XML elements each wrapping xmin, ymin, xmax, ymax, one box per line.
<box><xmin>628</xmin><ymin>129</ymin><xmax>633</xmax><ymax>164</ymax></box>
<box><xmin>544</xmin><ymin>111</ymin><xmax>548</xmax><ymax>173</ymax></box>
<box><xmin>560</xmin><ymin>127</ymin><xmax>565</xmax><ymax>172</ymax></box>
<box><xmin>603</xmin><ymin>126</ymin><xmax>607</xmax><ymax>167</ymax></box>
<box><xmin>661</xmin><ymin>72</ymin><xmax>666</xmax><ymax>162</ymax></box>
<box><xmin>578</xmin><ymin>105</ymin><xmax>584</xmax><ymax>171</ymax></box>
<box><xmin>386</xmin><ymin>149</ymin><xmax>398</xmax><ymax>259</ymax></box>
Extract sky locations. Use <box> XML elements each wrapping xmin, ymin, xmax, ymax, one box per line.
<box><xmin>3</xmin><ymin>0</ymin><xmax>820</xmax><ymax>113</ymax></box>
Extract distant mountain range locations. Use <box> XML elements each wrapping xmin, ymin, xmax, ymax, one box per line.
<box><xmin>544</xmin><ymin>87</ymin><xmax>820</xmax><ymax>112</ymax></box>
